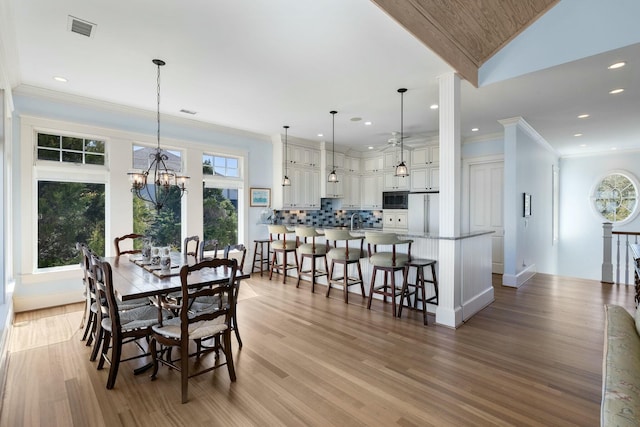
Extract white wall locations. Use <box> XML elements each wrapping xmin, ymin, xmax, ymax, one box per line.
<box><xmin>558</xmin><ymin>150</ymin><xmax>640</xmax><ymax>280</ymax></box>
<box><xmin>501</xmin><ymin>118</ymin><xmax>559</xmax><ymax>285</ymax></box>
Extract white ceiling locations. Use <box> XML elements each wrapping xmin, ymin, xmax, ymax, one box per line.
<box><xmin>2</xmin><ymin>0</ymin><xmax>640</xmax><ymax>156</ymax></box>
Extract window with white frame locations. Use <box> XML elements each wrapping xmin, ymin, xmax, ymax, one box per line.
<box><xmin>591</xmin><ymin>170</ymin><xmax>640</xmax><ymax>224</ymax></box>
<box><xmin>202</xmin><ymin>153</ymin><xmax>243</xmax><ymax>252</ymax></box>
<box><xmin>35</xmin><ymin>131</ymin><xmax>106</xmax><ymax>269</ymax></box>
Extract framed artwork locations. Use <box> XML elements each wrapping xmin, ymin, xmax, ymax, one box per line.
<box><xmin>250</xmin><ymin>187</ymin><xmax>271</xmax><ymax>207</ymax></box>
<box><xmin>523</xmin><ymin>193</ymin><xmax>532</xmax><ymax>217</ymax></box>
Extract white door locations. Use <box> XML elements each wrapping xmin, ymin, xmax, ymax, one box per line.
<box><xmin>469</xmin><ymin>161</ymin><xmax>504</xmax><ymax>274</ymax></box>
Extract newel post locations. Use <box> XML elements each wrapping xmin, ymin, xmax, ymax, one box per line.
<box><xmin>602</xmin><ymin>222</ymin><xmax>614</xmax><ymax>284</ymax></box>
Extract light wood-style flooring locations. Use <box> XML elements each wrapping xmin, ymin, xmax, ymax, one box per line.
<box><xmin>1</xmin><ymin>272</ymin><xmax>635</xmax><ymax>426</ymax></box>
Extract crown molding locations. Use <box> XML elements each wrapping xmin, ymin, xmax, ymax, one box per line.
<box><xmin>498</xmin><ymin>116</ymin><xmax>558</xmax><ymax>157</ymax></box>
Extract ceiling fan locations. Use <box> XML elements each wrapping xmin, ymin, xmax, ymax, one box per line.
<box><xmin>387</xmin><ymin>131</ymin><xmax>408</xmax><ymax>146</ymax></box>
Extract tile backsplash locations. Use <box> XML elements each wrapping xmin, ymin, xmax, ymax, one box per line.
<box><xmin>272</xmin><ymin>198</ymin><xmax>382</xmax><ymax>228</ymax></box>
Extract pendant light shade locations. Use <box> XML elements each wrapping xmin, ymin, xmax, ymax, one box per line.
<box><xmin>128</xmin><ymin>59</ymin><xmax>189</xmax><ymax>211</ymax></box>
<box><xmin>395</xmin><ymin>88</ymin><xmax>409</xmax><ymax>177</ymax></box>
<box><xmin>282</xmin><ymin>125</ymin><xmax>291</xmax><ymax>187</ymax></box>
<box><xmin>328</xmin><ymin>110</ymin><xmax>339</xmax><ymax>183</ymax></box>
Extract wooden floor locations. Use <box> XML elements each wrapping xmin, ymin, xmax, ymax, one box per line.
<box><xmin>0</xmin><ymin>272</ymin><xmax>635</xmax><ymax>426</ymax></box>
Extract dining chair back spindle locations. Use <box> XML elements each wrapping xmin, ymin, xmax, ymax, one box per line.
<box><xmin>114</xmin><ymin>233</ymin><xmax>146</xmax><ymax>256</ymax></box>
<box><xmin>183</xmin><ymin>235</ymin><xmax>200</xmax><ymax>262</ymax></box>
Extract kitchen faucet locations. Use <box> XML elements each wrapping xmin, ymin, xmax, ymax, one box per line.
<box><xmin>350</xmin><ymin>213</ymin><xmax>362</xmax><ymax>231</ymax></box>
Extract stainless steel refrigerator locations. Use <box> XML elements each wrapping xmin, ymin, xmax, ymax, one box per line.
<box><xmin>408</xmin><ymin>193</ymin><xmax>439</xmax><ymax>235</ymax></box>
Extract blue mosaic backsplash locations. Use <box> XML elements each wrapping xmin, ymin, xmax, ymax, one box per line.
<box><xmin>273</xmin><ymin>198</ymin><xmax>383</xmax><ymax>228</ymax></box>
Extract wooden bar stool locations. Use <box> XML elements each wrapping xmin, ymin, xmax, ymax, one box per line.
<box><xmin>295</xmin><ymin>227</ymin><xmax>328</xmax><ymax>292</ymax></box>
<box><xmin>251</xmin><ymin>238</ymin><xmax>271</xmax><ymax>276</ymax></box>
<box><xmin>268</xmin><ymin>225</ymin><xmax>298</xmax><ymax>284</ymax></box>
<box><xmin>398</xmin><ymin>259</ymin><xmax>439</xmax><ymax>325</ymax></box>
<box><xmin>365</xmin><ymin>232</ymin><xmax>412</xmax><ymax>317</ymax></box>
<box><xmin>324</xmin><ymin>228</ymin><xmax>366</xmax><ymax>303</ymax></box>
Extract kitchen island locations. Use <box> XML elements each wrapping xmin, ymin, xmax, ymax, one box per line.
<box><xmin>315</xmin><ymin>226</ymin><xmax>495</xmax><ymax>328</ymax></box>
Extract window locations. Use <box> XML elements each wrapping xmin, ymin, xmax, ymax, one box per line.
<box><xmin>203</xmin><ymin>154</ymin><xmax>239</xmax><ymax>177</ymax></box>
<box><xmin>37</xmin><ymin>133</ymin><xmax>105</xmax><ymax>165</ymax></box>
<box><xmin>591</xmin><ymin>171</ymin><xmax>639</xmax><ymax>224</ymax></box>
<box><xmin>38</xmin><ymin>181</ymin><xmax>105</xmax><ymax>268</ymax></box>
<box><xmin>132</xmin><ymin>144</ymin><xmax>184</xmax><ymax>250</ymax></box>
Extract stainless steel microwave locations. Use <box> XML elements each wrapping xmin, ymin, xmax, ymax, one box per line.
<box><xmin>382</xmin><ymin>191</ymin><xmax>409</xmax><ymax>209</ymax></box>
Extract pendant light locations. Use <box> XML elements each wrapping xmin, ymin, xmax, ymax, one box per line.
<box><xmin>282</xmin><ymin>125</ymin><xmax>291</xmax><ymax>186</ymax></box>
<box><xmin>128</xmin><ymin>59</ymin><xmax>189</xmax><ymax>211</ymax></box>
<box><xmin>395</xmin><ymin>88</ymin><xmax>409</xmax><ymax>177</ymax></box>
<box><xmin>328</xmin><ymin>110</ymin><xmax>339</xmax><ymax>183</ymax></box>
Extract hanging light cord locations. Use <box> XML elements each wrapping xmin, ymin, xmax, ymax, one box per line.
<box><xmin>284</xmin><ymin>126</ymin><xmax>288</xmax><ymax>175</ymax></box>
<box><xmin>400</xmin><ymin>89</ymin><xmax>404</xmax><ymax>163</ymax></box>
<box><xmin>156</xmin><ymin>61</ymin><xmax>161</xmax><ymax>150</ymax></box>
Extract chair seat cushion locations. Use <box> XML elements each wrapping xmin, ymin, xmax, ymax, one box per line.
<box><xmin>152</xmin><ymin>316</ymin><xmax>228</xmax><ymax>340</ymax></box>
<box><xmin>101</xmin><ymin>305</ymin><xmax>162</xmax><ymax>332</ymax></box>
<box><xmin>369</xmin><ymin>252</ymin><xmax>409</xmax><ymax>268</ymax></box>
<box><xmin>117</xmin><ymin>297</ymin><xmax>150</xmax><ymax>311</ymax></box>
<box><xmin>272</xmin><ymin>240</ymin><xmax>297</xmax><ymax>250</ymax></box>
<box><xmin>328</xmin><ymin>247</ymin><xmax>362</xmax><ymax>261</ymax></box>
<box><xmin>298</xmin><ymin>243</ymin><xmax>327</xmax><ymax>255</ymax></box>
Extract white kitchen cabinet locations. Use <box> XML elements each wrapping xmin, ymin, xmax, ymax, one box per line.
<box><xmin>288</xmin><ymin>145</ymin><xmax>321</xmax><ymax>167</ymax></box>
<box><xmin>361</xmin><ymin>174</ymin><xmax>383</xmax><ymax>209</ymax></box>
<box><xmin>383</xmin><ymin>209</ymin><xmax>408</xmax><ymax>232</ymax></box>
<box><xmin>411</xmin><ymin>145</ymin><xmax>439</xmax><ymax>167</ymax></box>
<box><xmin>324</xmin><ymin>179</ymin><xmax>344</xmax><ymax>198</ymax></box>
<box><xmin>409</xmin><ymin>167</ymin><xmax>439</xmax><ymax>192</ymax></box>
<box><xmin>343</xmin><ymin>156</ymin><xmax>360</xmax><ymax>173</ymax></box>
<box><xmin>343</xmin><ymin>174</ymin><xmax>361</xmax><ymax>208</ymax></box>
<box><xmin>283</xmin><ymin>166</ymin><xmax>321</xmax><ymax>209</ymax></box>
<box><xmin>362</xmin><ymin>155</ymin><xmax>384</xmax><ymax>173</ymax></box>
<box><xmin>383</xmin><ymin>172</ymin><xmax>409</xmax><ymax>191</ymax></box>
<box><xmin>384</xmin><ymin>150</ymin><xmax>399</xmax><ymax>169</ymax></box>
<box><xmin>326</xmin><ymin>151</ymin><xmax>345</xmax><ymax>171</ymax></box>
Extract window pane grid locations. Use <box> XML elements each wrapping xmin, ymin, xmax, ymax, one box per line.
<box><xmin>37</xmin><ymin>132</ymin><xmax>105</xmax><ymax>165</ymax></box>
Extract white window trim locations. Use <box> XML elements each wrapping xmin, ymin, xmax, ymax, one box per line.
<box><xmin>589</xmin><ymin>169</ymin><xmax>640</xmax><ymax>225</ymax></box>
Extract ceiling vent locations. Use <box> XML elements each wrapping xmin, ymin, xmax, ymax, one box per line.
<box><xmin>179</xmin><ymin>109</ymin><xmax>197</xmax><ymax>115</ymax></box>
<box><xmin>68</xmin><ymin>16</ymin><xmax>96</xmax><ymax>38</ymax></box>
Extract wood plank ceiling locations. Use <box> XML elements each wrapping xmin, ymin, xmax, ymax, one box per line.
<box><xmin>371</xmin><ymin>0</ymin><xmax>560</xmax><ymax>87</ymax></box>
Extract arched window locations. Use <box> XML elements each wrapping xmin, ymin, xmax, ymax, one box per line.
<box><xmin>591</xmin><ymin>170</ymin><xmax>639</xmax><ymax>224</ymax></box>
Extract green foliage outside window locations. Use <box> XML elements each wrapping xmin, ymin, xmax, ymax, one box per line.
<box><xmin>38</xmin><ymin>181</ymin><xmax>105</xmax><ymax>268</ymax></box>
<box><xmin>594</xmin><ymin>173</ymin><xmax>638</xmax><ymax>223</ymax></box>
<box><xmin>133</xmin><ymin>186</ymin><xmax>182</xmax><ymax>250</ymax></box>
<box><xmin>203</xmin><ymin>188</ymin><xmax>238</xmax><ymax>248</ymax></box>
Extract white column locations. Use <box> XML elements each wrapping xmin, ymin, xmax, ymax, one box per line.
<box><xmin>602</xmin><ymin>222</ymin><xmax>613</xmax><ymax>283</ymax></box>
<box><xmin>435</xmin><ymin>72</ymin><xmax>463</xmax><ymax>328</ymax></box>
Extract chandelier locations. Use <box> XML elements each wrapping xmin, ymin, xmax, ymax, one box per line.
<box><xmin>128</xmin><ymin>59</ymin><xmax>188</xmax><ymax>211</ymax></box>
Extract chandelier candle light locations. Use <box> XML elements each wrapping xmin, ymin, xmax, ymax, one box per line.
<box><xmin>282</xmin><ymin>125</ymin><xmax>291</xmax><ymax>187</ymax></box>
<box><xmin>395</xmin><ymin>88</ymin><xmax>409</xmax><ymax>177</ymax></box>
<box><xmin>128</xmin><ymin>59</ymin><xmax>189</xmax><ymax>211</ymax></box>
<box><xmin>328</xmin><ymin>110</ymin><xmax>339</xmax><ymax>183</ymax></box>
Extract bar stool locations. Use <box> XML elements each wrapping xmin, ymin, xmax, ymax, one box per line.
<box><xmin>324</xmin><ymin>228</ymin><xmax>366</xmax><ymax>303</ymax></box>
<box><xmin>365</xmin><ymin>232</ymin><xmax>412</xmax><ymax>317</ymax></box>
<box><xmin>398</xmin><ymin>259</ymin><xmax>439</xmax><ymax>325</ymax></box>
<box><xmin>251</xmin><ymin>238</ymin><xmax>271</xmax><ymax>276</ymax></box>
<box><xmin>295</xmin><ymin>226</ymin><xmax>328</xmax><ymax>293</ymax></box>
<box><xmin>268</xmin><ymin>225</ymin><xmax>298</xmax><ymax>284</ymax></box>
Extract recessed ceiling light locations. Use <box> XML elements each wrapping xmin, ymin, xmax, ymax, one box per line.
<box><xmin>471</xmin><ymin>128</ymin><xmax>479</xmax><ymax>132</ymax></box>
<box><xmin>608</xmin><ymin>62</ymin><xmax>626</xmax><ymax>69</ymax></box>
<box><xmin>430</xmin><ymin>104</ymin><xmax>438</xmax><ymax>110</ymax></box>
<box><xmin>317</xmin><ymin>133</ymin><xmax>323</xmax><ymax>137</ymax></box>
<box><xmin>611</xmin><ymin>147</ymin><xmax>617</xmax><ymax>150</ymax></box>
<box><xmin>580</xmin><ymin>144</ymin><xmax>587</xmax><ymax>147</ymax></box>
<box><xmin>350</xmin><ymin>117</ymin><xmax>362</xmax><ymax>122</ymax></box>
<box><xmin>368</xmin><ymin>146</ymin><xmax>374</xmax><ymax>150</ymax></box>
<box><xmin>578</xmin><ymin>114</ymin><xmax>590</xmax><ymax>119</ymax></box>
<box><xmin>53</xmin><ymin>76</ymin><xmax>67</xmax><ymax>82</ymax></box>
<box><xmin>364</xmin><ymin>121</ymin><xmax>372</xmax><ymax>126</ymax></box>
<box><xmin>609</xmin><ymin>88</ymin><xmax>624</xmax><ymax>94</ymax></box>
<box><xmin>574</xmin><ymin>133</ymin><xmax>583</xmax><ymax>137</ymax></box>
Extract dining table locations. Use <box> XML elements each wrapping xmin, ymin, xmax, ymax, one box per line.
<box><xmin>107</xmin><ymin>252</ymin><xmax>250</xmax><ymax>302</ymax></box>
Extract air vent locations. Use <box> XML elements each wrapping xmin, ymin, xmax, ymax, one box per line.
<box><xmin>68</xmin><ymin>16</ymin><xmax>96</xmax><ymax>38</ymax></box>
<box><xmin>179</xmin><ymin>109</ymin><xmax>197</xmax><ymax>115</ymax></box>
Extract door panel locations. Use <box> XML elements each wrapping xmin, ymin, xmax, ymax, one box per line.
<box><xmin>469</xmin><ymin>162</ymin><xmax>504</xmax><ymax>274</ymax></box>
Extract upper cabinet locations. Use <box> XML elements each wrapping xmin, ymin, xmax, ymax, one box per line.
<box><xmin>325</xmin><ymin>151</ymin><xmax>345</xmax><ymax>171</ymax></box>
<box><xmin>411</xmin><ymin>145</ymin><xmax>439</xmax><ymax>167</ymax></box>
<box><xmin>288</xmin><ymin>145</ymin><xmax>321</xmax><ymax>167</ymax></box>
<box><xmin>362</xmin><ymin>155</ymin><xmax>384</xmax><ymax>173</ymax></box>
<box><xmin>343</xmin><ymin>156</ymin><xmax>360</xmax><ymax>174</ymax></box>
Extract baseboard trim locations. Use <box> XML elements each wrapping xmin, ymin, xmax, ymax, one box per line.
<box><xmin>503</xmin><ymin>264</ymin><xmax>537</xmax><ymax>288</ymax></box>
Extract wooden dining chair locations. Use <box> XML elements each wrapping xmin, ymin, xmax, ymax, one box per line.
<box><xmin>78</xmin><ymin>242</ymin><xmax>96</xmax><ymax>342</ymax></box>
<box><xmin>150</xmin><ymin>257</ymin><xmax>238</xmax><ymax>403</ymax></box>
<box><xmin>183</xmin><ymin>235</ymin><xmax>200</xmax><ymax>262</ymax></box>
<box><xmin>199</xmin><ymin>239</ymin><xmax>219</xmax><ymax>261</ymax></box>
<box><xmin>114</xmin><ymin>233</ymin><xmax>146</xmax><ymax>256</ymax></box>
<box><xmin>94</xmin><ymin>258</ymin><xmax>168</xmax><ymax>389</ymax></box>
